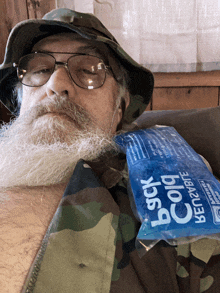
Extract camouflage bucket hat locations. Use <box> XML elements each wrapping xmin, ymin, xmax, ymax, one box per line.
<box><xmin>0</xmin><ymin>8</ymin><xmax>154</xmax><ymax>124</ymax></box>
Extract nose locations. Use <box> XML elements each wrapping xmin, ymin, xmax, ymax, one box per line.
<box><xmin>46</xmin><ymin>65</ymin><xmax>76</xmax><ymax>97</ymax></box>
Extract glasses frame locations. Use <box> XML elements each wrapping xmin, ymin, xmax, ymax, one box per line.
<box><xmin>13</xmin><ymin>51</ymin><xmax>111</xmax><ymax>89</ymax></box>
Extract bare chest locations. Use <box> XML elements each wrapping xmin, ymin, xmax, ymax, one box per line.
<box><xmin>0</xmin><ymin>184</ymin><xmax>66</xmax><ymax>293</ymax></box>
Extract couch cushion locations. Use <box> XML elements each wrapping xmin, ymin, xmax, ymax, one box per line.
<box><xmin>134</xmin><ymin>107</ymin><xmax>220</xmax><ymax>178</ymax></box>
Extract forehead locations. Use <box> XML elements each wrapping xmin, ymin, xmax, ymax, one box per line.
<box><xmin>32</xmin><ymin>32</ymin><xmax>110</xmax><ymax>59</ymax></box>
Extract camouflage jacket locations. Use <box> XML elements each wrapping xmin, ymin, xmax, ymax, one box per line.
<box><xmin>22</xmin><ymin>151</ymin><xmax>220</xmax><ymax>293</ymax></box>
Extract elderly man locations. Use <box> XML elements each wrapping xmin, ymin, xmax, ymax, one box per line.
<box><xmin>1</xmin><ymin>7</ymin><xmax>220</xmax><ymax>293</ymax></box>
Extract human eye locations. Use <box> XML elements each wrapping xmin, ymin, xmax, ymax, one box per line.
<box><xmin>31</xmin><ymin>66</ymin><xmax>52</xmax><ymax>75</ymax></box>
<box><xmin>82</xmin><ymin>68</ymin><xmax>98</xmax><ymax>75</ymax></box>
<box><xmin>78</xmin><ymin>65</ymin><xmax>101</xmax><ymax>76</ymax></box>
<box><xmin>25</xmin><ymin>65</ymin><xmax>53</xmax><ymax>86</ymax></box>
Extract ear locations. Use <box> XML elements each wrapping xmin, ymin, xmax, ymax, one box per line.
<box><xmin>123</xmin><ymin>89</ymin><xmax>130</xmax><ymax>110</ymax></box>
<box><xmin>116</xmin><ymin>90</ymin><xmax>130</xmax><ymax>128</ymax></box>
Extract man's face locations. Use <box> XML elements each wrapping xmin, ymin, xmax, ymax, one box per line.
<box><xmin>19</xmin><ymin>33</ymin><xmax>123</xmax><ymax>136</ymax></box>
<box><xmin>0</xmin><ymin>33</ymin><xmax>128</xmax><ymax>188</ymax></box>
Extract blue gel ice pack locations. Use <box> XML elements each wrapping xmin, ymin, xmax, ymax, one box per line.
<box><xmin>115</xmin><ymin>126</ymin><xmax>220</xmax><ymax>252</ymax></box>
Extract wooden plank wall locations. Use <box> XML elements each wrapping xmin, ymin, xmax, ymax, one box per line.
<box><xmin>146</xmin><ymin>71</ymin><xmax>220</xmax><ymax>111</ymax></box>
<box><xmin>1</xmin><ymin>1</ymin><xmax>220</xmax><ymax>123</ymax></box>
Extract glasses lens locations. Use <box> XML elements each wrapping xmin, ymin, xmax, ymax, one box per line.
<box><xmin>68</xmin><ymin>55</ymin><xmax>106</xmax><ymax>89</ymax></box>
<box><xmin>18</xmin><ymin>53</ymin><xmax>55</xmax><ymax>87</ymax></box>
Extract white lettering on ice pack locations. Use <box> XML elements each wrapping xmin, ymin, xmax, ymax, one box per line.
<box><xmin>140</xmin><ymin>173</ymin><xmax>206</xmax><ymax>227</ymax></box>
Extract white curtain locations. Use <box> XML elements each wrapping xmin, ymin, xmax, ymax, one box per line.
<box><xmin>56</xmin><ymin>0</ymin><xmax>220</xmax><ymax>72</ymax></box>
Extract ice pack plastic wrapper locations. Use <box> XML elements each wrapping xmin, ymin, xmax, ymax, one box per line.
<box><xmin>115</xmin><ymin>126</ymin><xmax>220</xmax><ymax>255</ymax></box>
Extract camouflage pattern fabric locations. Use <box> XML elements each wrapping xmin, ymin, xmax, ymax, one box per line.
<box><xmin>22</xmin><ymin>152</ymin><xmax>220</xmax><ymax>293</ymax></box>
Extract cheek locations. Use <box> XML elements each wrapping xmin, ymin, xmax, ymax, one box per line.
<box><xmin>20</xmin><ymin>87</ymin><xmax>44</xmax><ymax>114</ymax></box>
<box><xmin>84</xmin><ymin>96</ymin><xmax>115</xmax><ymax>122</ymax></box>
<box><xmin>84</xmin><ymin>83</ymin><xmax>118</xmax><ymax>118</ymax></box>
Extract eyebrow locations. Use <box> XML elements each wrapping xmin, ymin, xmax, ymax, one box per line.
<box><xmin>76</xmin><ymin>44</ymin><xmax>109</xmax><ymax>63</ymax></box>
<box><xmin>75</xmin><ymin>45</ymin><xmax>103</xmax><ymax>56</ymax></box>
<box><xmin>36</xmin><ymin>45</ymin><xmax>106</xmax><ymax>60</ymax></box>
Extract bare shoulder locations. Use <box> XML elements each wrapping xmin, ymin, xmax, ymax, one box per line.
<box><xmin>0</xmin><ymin>184</ymin><xmax>66</xmax><ymax>292</ymax></box>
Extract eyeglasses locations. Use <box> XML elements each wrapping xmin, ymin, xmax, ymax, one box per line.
<box><xmin>13</xmin><ymin>52</ymin><xmax>110</xmax><ymax>89</ymax></box>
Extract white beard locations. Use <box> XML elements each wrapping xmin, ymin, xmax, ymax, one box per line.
<box><xmin>0</xmin><ymin>95</ymin><xmax>118</xmax><ymax>189</ymax></box>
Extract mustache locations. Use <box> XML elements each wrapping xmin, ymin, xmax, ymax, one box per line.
<box><xmin>24</xmin><ymin>95</ymin><xmax>93</xmax><ymax>130</ymax></box>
